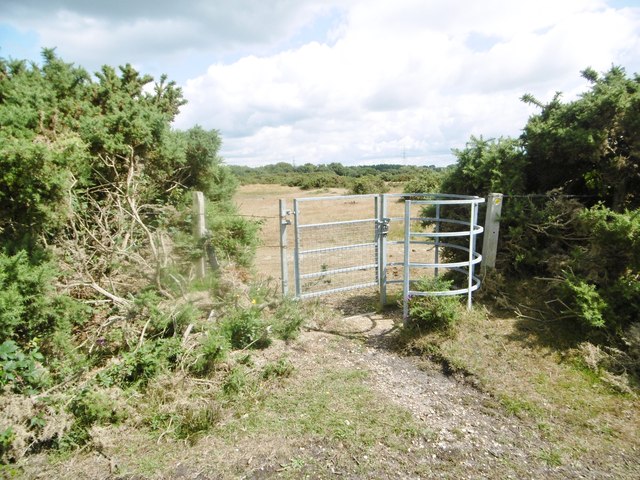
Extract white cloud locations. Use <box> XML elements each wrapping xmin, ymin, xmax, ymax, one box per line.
<box><xmin>174</xmin><ymin>0</ymin><xmax>640</xmax><ymax>166</ymax></box>
<box><xmin>2</xmin><ymin>0</ymin><xmax>639</xmax><ymax>166</ymax></box>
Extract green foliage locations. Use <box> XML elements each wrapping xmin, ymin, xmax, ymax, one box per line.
<box><xmin>0</xmin><ymin>427</ymin><xmax>15</xmax><ymax>463</ymax></box>
<box><xmin>230</xmin><ymin>162</ymin><xmax>445</xmax><ymax>189</ymax></box>
<box><xmin>262</xmin><ymin>357</ymin><xmax>294</xmax><ymax>380</ymax></box>
<box><xmin>205</xmin><ymin>200</ymin><xmax>261</xmax><ymax>267</ymax></box>
<box><xmin>442</xmin><ymin>66</ymin><xmax>640</xmax><ymax>346</ymax></box>
<box><xmin>403</xmin><ymin>170</ymin><xmax>444</xmax><ymax>194</ymax></box>
<box><xmin>220</xmin><ymin>307</ymin><xmax>271</xmax><ymax>350</ymax></box>
<box><xmin>271</xmin><ymin>298</ymin><xmax>306</xmax><ymax>341</ymax></box>
<box><xmin>99</xmin><ymin>338</ymin><xmax>183</xmax><ymax>388</ymax></box>
<box><xmin>406</xmin><ymin>277</ymin><xmax>461</xmax><ymax>331</ymax></box>
<box><xmin>222</xmin><ymin>366</ymin><xmax>249</xmax><ymax>396</ymax></box>
<box><xmin>190</xmin><ymin>330</ymin><xmax>229</xmax><ymax>376</ymax></box>
<box><xmin>522</xmin><ymin>66</ymin><xmax>640</xmax><ymax>210</ymax></box>
<box><xmin>559</xmin><ymin>274</ymin><xmax>607</xmax><ymax>329</ymax></box>
<box><xmin>350</xmin><ymin>175</ymin><xmax>389</xmax><ymax>195</ymax></box>
<box><xmin>441</xmin><ymin>136</ymin><xmax>526</xmax><ymax>197</ymax></box>
<box><xmin>0</xmin><ymin>251</ymin><xmax>87</xmax><ymax>344</ymax></box>
<box><xmin>68</xmin><ymin>389</ymin><xmax>125</xmax><ymax>428</ymax></box>
<box><xmin>0</xmin><ymin>340</ymin><xmax>48</xmax><ymax>394</ymax></box>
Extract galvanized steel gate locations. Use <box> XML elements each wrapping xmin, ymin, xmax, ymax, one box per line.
<box><xmin>279</xmin><ymin>193</ymin><xmax>485</xmax><ymax>312</ymax></box>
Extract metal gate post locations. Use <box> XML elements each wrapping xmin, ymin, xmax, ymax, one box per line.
<box><xmin>402</xmin><ymin>199</ymin><xmax>412</xmax><ymax>320</ymax></box>
<box><xmin>292</xmin><ymin>198</ymin><xmax>301</xmax><ymax>297</ymax></box>
<box><xmin>434</xmin><ymin>203</ymin><xmax>441</xmax><ymax>278</ymax></box>
<box><xmin>466</xmin><ymin>201</ymin><xmax>477</xmax><ymax>310</ymax></box>
<box><xmin>279</xmin><ymin>199</ymin><xmax>290</xmax><ymax>296</ymax></box>
<box><xmin>378</xmin><ymin>194</ymin><xmax>388</xmax><ymax>308</ymax></box>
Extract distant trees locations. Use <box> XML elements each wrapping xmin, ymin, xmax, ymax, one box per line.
<box><xmin>229</xmin><ymin>162</ymin><xmax>445</xmax><ymax>189</ymax></box>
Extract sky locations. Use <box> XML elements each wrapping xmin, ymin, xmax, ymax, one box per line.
<box><xmin>1</xmin><ymin>1</ymin><xmax>639</xmax><ymax>167</ymax></box>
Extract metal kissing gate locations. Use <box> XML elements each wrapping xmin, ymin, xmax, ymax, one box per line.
<box><xmin>279</xmin><ymin>193</ymin><xmax>486</xmax><ymax>314</ymax></box>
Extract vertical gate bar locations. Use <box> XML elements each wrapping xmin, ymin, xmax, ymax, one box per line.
<box><xmin>403</xmin><ymin>200</ymin><xmax>412</xmax><ymax>321</ymax></box>
<box><xmin>434</xmin><ymin>202</ymin><xmax>440</xmax><ymax>278</ymax></box>
<box><xmin>279</xmin><ymin>198</ymin><xmax>289</xmax><ymax>296</ymax></box>
<box><xmin>379</xmin><ymin>194</ymin><xmax>388</xmax><ymax>308</ymax></box>
<box><xmin>466</xmin><ymin>201</ymin><xmax>476</xmax><ymax>310</ymax></box>
<box><xmin>374</xmin><ymin>194</ymin><xmax>379</xmax><ymax>289</ymax></box>
<box><xmin>471</xmin><ymin>199</ymin><xmax>480</xmax><ymax>287</ymax></box>
<box><xmin>293</xmin><ymin>198</ymin><xmax>301</xmax><ymax>298</ymax></box>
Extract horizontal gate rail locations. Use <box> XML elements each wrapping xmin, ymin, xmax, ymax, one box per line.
<box><xmin>283</xmin><ymin>192</ymin><xmax>488</xmax><ymax>313</ymax></box>
<box><xmin>402</xmin><ymin>195</ymin><xmax>485</xmax><ymax>319</ymax></box>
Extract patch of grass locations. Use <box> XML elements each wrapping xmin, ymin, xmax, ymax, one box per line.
<box><xmin>393</xmin><ymin>302</ymin><xmax>640</xmax><ymax>474</ymax></box>
<box><xmin>539</xmin><ymin>447</ymin><xmax>563</xmax><ymax>467</ymax></box>
<box><xmin>217</xmin><ymin>368</ymin><xmax>424</xmax><ymax>451</ymax></box>
<box><xmin>499</xmin><ymin>394</ymin><xmax>542</xmax><ymax>419</ymax></box>
<box><xmin>262</xmin><ymin>357</ymin><xmax>294</xmax><ymax>380</ymax></box>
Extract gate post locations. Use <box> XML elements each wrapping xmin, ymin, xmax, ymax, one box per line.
<box><xmin>482</xmin><ymin>193</ymin><xmax>503</xmax><ymax>270</ymax></box>
<box><xmin>279</xmin><ymin>199</ymin><xmax>290</xmax><ymax>296</ymax></box>
<box><xmin>192</xmin><ymin>191</ymin><xmax>207</xmax><ymax>279</ymax></box>
<box><xmin>292</xmin><ymin>198</ymin><xmax>301</xmax><ymax>297</ymax></box>
<box><xmin>378</xmin><ymin>194</ymin><xmax>388</xmax><ymax>308</ymax></box>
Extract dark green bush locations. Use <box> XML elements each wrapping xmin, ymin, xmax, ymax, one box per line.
<box><xmin>0</xmin><ymin>251</ymin><xmax>88</xmax><ymax>346</ymax></box>
<box><xmin>406</xmin><ymin>277</ymin><xmax>462</xmax><ymax>331</ymax></box>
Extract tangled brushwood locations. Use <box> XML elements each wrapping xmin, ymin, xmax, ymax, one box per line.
<box><xmin>0</xmin><ymin>50</ymin><xmax>308</xmax><ymax>467</ymax></box>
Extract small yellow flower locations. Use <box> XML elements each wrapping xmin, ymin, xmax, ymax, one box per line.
<box><xmin>251</xmin><ymin>299</ymin><xmax>257</xmax><ymax>304</ymax></box>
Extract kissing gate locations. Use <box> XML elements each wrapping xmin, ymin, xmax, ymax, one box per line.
<box><xmin>279</xmin><ymin>193</ymin><xmax>494</xmax><ymax>316</ymax></box>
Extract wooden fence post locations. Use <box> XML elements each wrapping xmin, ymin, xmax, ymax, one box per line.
<box><xmin>482</xmin><ymin>193</ymin><xmax>503</xmax><ymax>270</ymax></box>
<box><xmin>193</xmin><ymin>191</ymin><xmax>207</xmax><ymax>279</ymax></box>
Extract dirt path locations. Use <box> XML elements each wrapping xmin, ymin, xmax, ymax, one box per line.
<box><xmin>290</xmin><ymin>310</ymin><xmax>603</xmax><ymax>480</ymax></box>
<box><xmin>232</xmin><ymin>184</ymin><xmax>634</xmax><ymax>479</ymax></box>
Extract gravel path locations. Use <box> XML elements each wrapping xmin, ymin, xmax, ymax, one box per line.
<box><xmin>292</xmin><ymin>311</ymin><xmax>624</xmax><ymax>479</ymax></box>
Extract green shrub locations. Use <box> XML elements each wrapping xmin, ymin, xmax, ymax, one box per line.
<box><xmin>262</xmin><ymin>357</ymin><xmax>294</xmax><ymax>380</ymax></box>
<box><xmin>221</xmin><ymin>307</ymin><xmax>271</xmax><ymax>350</ymax></box>
<box><xmin>271</xmin><ymin>298</ymin><xmax>305</xmax><ymax>341</ymax></box>
<box><xmin>558</xmin><ymin>274</ymin><xmax>607</xmax><ymax>329</ymax></box>
<box><xmin>68</xmin><ymin>389</ymin><xmax>125</xmax><ymax>428</ymax></box>
<box><xmin>99</xmin><ymin>337</ymin><xmax>183</xmax><ymax>388</ymax></box>
<box><xmin>190</xmin><ymin>330</ymin><xmax>229</xmax><ymax>376</ymax></box>
<box><xmin>350</xmin><ymin>175</ymin><xmax>389</xmax><ymax>195</ymax></box>
<box><xmin>206</xmin><ymin>201</ymin><xmax>261</xmax><ymax>268</ymax></box>
<box><xmin>403</xmin><ymin>171</ymin><xmax>443</xmax><ymax>194</ymax></box>
<box><xmin>0</xmin><ymin>251</ymin><xmax>88</xmax><ymax>345</ymax></box>
<box><xmin>0</xmin><ymin>340</ymin><xmax>48</xmax><ymax>394</ymax></box>
<box><xmin>406</xmin><ymin>277</ymin><xmax>461</xmax><ymax>331</ymax></box>
<box><xmin>222</xmin><ymin>366</ymin><xmax>249</xmax><ymax>396</ymax></box>
<box><xmin>0</xmin><ymin>427</ymin><xmax>15</xmax><ymax>463</ymax></box>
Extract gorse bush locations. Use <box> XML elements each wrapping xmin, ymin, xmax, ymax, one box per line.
<box><xmin>350</xmin><ymin>175</ymin><xmax>389</xmax><ymax>195</ymax></box>
<box><xmin>406</xmin><ymin>277</ymin><xmax>461</xmax><ymax>331</ymax></box>
<box><xmin>0</xmin><ymin>251</ymin><xmax>88</xmax><ymax>348</ymax></box>
<box><xmin>271</xmin><ymin>298</ymin><xmax>305</xmax><ymax>341</ymax></box>
<box><xmin>441</xmin><ymin>67</ymin><xmax>640</xmax><ymax>358</ymax></box>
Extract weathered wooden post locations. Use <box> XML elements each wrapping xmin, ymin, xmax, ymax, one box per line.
<box><xmin>482</xmin><ymin>193</ymin><xmax>503</xmax><ymax>270</ymax></box>
<box><xmin>193</xmin><ymin>191</ymin><xmax>207</xmax><ymax>279</ymax></box>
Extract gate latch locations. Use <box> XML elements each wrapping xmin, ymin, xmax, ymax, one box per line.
<box><xmin>377</xmin><ymin>218</ymin><xmax>390</xmax><ymax>237</ymax></box>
